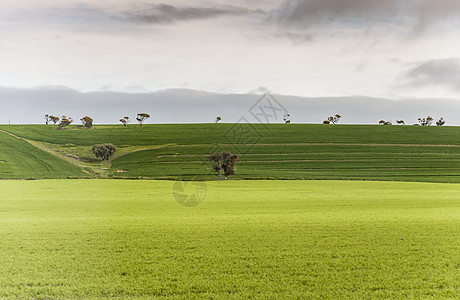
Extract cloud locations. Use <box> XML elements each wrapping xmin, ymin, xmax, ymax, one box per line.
<box><xmin>1</xmin><ymin>2</ymin><xmax>263</xmax><ymax>30</ymax></box>
<box><xmin>126</xmin><ymin>4</ymin><xmax>257</xmax><ymax>24</ymax></box>
<box><xmin>273</xmin><ymin>31</ymin><xmax>314</xmax><ymax>44</ymax></box>
<box><xmin>400</xmin><ymin>58</ymin><xmax>460</xmax><ymax>91</ymax></box>
<box><xmin>272</xmin><ymin>0</ymin><xmax>460</xmax><ymax>36</ymax></box>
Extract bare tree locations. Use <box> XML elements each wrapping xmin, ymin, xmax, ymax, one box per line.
<box><xmin>136</xmin><ymin>113</ymin><xmax>150</xmax><ymax>127</ymax></box>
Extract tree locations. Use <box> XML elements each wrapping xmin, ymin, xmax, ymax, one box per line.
<box><xmin>119</xmin><ymin>116</ymin><xmax>130</xmax><ymax>127</ymax></box>
<box><xmin>45</xmin><ymin>114</ymin><xmax>50</xmax><ymax>125</ymax></box>
<box><xmin>57</xmin><ymin>116</ymin><xmax>73</xmax><ymax>130</ymax></box>
<box><xmin>418</xmin><ymin>116</ymin><xmax>433</xmax><ymax>126</ymax></box>
<box><xmin>136</xmin><ymin>113</ymin><xmax>150</xmax><ymax>127</ymax></box>
<box><xmin>91</xmin><ymin>144</ymin><xmax>117</xmax><ymax>160</ymax></box>
<box><xmin>49</xmin><ymin>115</ymin><xmax>60</xmax><ymax>125</ymax></box>
<box><xmin>324</xmin><ymin>114</ymin><xmax>341</xmax><ymax>124</ymax></box>
<box><xmin>436</xmin><ymin>117</ymin><xmax>445</xmax><ymax>126</ymax></box>
<box><xmin>215</xmin><ymin>116</ymin><xmax>222</xmax><ymax>123</ymax></box>
<box><xmin>283</xmin><ymin>114</ymin><xmax>291</xmax><ymax>124</ymax></box>
<box><xmin>379</xmin><ymin>120</ymin><xmax>392</xmax><ymax>125</ymax></box>
<box><xmin>396</xmin><ymin>120</ymin><xmax>405</xmax><ymax>125</ymax></box>
<box><xmin>208</xmin><ymin>151</ymin><xmax>238</xmax><ymax>180</ymax></box>
<box><xmin>80</xmin><ymin>116</ymin><xmax>93</xmax><ymax>129</ymax></box>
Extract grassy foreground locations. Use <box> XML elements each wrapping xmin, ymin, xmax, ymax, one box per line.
<box><xmin>0</xmin><ymin>180</ymin><xmax>459</xmax><ymax>299</ymax></box>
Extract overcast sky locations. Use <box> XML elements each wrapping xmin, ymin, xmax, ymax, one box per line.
<box><xmin>1</xmin><ymin>0</ymin><xmax>460</xmax><ymax>99</ymax></box>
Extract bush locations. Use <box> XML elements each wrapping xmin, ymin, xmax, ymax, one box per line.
<box><xmin>91</xmin><ymin>144</ymin><xmax>117</xmax><ymax>160</ymax></box>
<box><xmin>208</xmin><ymin>151</ymin><xmax>238</xmax><ymax>179</ymax></box>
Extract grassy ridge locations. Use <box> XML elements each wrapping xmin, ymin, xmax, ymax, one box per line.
<box><xmin>0</xmin><ymin>180</ymin><xmax>459</xmax><ymax>298</ymax></box>
<box><xmin>2</xmin><ymin>124</ymin><xmax>459</xmax><ymax>145</ymax></box>
<box><xmin>0</xmin><ymin>130</ymin><xmax>87</xmax><ymax>179</ymax></box>
<box><xmin>1</xmin><ymin>124</ymin><xmax>459</xmax><ymax>182</ymax></box>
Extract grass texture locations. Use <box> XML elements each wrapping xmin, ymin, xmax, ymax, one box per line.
<box><xmin>2</xmin><ymin>124</ymin><xmax>459</xmax><ymax>182</ymax></box>
<box><xmin>0</xmin><ymin>180</ymin><xmax>459</xmax><ymax>299</ymax></box>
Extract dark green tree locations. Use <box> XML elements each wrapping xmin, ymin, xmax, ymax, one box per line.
<box><xmin>91</xmin><ymin>144</ymin><xmax>117</xmax><ymax>160</ymax></box>
<box><xmin>208</xmin><ymin>151</ymin><xmax>238</xmax><ymax>180</ymax></box>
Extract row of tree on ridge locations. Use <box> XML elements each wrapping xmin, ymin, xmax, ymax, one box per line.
<box><xmin>45</xmin><ymin>113</ymin><xmax>446</xmax><ymax>129</ymax></box>
<box><xmin>321</xmin><ymin>114</ymin><xmax>445</xmax><ymax>126</ymax></box>
<box><xmin>44</xmin><ymin>113</ymin><xmax>151</xmax><ymax>129</ymax></box>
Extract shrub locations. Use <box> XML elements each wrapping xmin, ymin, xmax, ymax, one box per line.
<box><xmin>208</xmin><ymin>151</ymin><xmax>238</xmax><ymax>179</ymax></box>
<box><xmin>91</xmin><ymin>144</ymin><xmax>117</xmax><ymax>160</ymax></box>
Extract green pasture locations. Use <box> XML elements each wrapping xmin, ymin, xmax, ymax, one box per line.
<box><xmin>2</xmin><ymin>124</ymin><xmax>458</xmax><ymax>182</ymax></box>
<box><xmin>2</xmin><ymin>123</ymin><xmax>459</xmax><ymax>146</ymax></box>
<box><xmin>0</xmin><ymin>180</ymin><xmax>459</xmax><ymax>299</ymax></box>
<box><xmin>0</xmin><ymin>130</ymin><xmax>87</xmax><ymax>179</ymax></box>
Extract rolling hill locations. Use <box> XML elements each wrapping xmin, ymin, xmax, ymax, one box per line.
<box><xmin>0</xmin><ymin>129</ymin><xmax>87</xmax><ymax>179</ymax></box>
<box><xmin>0</xmin><ymin>124</ymin><xmax>459</xmax><ymax>182</ymax></box>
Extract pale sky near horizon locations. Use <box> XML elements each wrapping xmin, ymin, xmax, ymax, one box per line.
<box><xmin>1</xmin><ymin>0</ymin><xmax>460</xmax><ymax>99</ymax></box>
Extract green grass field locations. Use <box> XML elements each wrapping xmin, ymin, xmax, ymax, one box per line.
<box><xmin>0</xmin><ymin>125</ymin><xmax>459</xmax><ymax>298</ymax></box>
<box><xmin>0</xmin><ymin>180</ymin><xmax>459</xmax><ymax>299</ymax></box>
<box><xmin>0</xmin><ymin>124</ymin><xmax>459</xmax><ymax>182</ymax></box>
<box><xmin>0</xmin><ymin>130</ymin><xmax>87</xmax><ymax>179</ymax></box>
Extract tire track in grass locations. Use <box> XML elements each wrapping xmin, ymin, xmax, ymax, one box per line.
<box><xmin>0</xmin><ymin>129</ymin><xmax>89</xmax><ymax>175</ymax></box>
<box><xmin>0</xmin><ymin>129</ymin><xmax>172</xmax><ymax>177</ymax></box>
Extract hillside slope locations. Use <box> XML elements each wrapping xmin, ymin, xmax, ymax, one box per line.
<box><xmin>0</xmin><ymin>130</ymin><xmax>88</xmax><ymax>179</ymax></box>
<box><xmin>0</xmin><ymin>124</ymin><xmax>459</xmax><ymax>182</ymax></box>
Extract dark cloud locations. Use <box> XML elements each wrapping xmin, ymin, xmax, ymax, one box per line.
<box><xmin>275</xmin><ymin>0</ymin><xmax>400</xmax><ymax>28</ymax></box>
<box><xmin>4</xmin><ymin>3</ymin><xmax>263</xmax><ymax>30</ymax></box>
<box><xmin>400</xmin><ymin>58</ymin><xmax>460</xmax><ymax>91</ymax></box>
<box><xmin>273</xmin><ymin>0</ymin><xmax>460</xmax><ymax>35</ymax></box>
<box><xmin>126</xmin><ymin>4</ymin><xmax>257</xmax><ymax>24</ymax></box>
<box><xmin>414</xmin><ymin>0</ymin><xmax>460</xmax><ymax>33</ymax></box>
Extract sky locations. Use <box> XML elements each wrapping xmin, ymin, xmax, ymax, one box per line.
<box><xmin>1</xmin><ymin>0</ymin><xmax>460</xmax><ymax>99</ymax></box>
